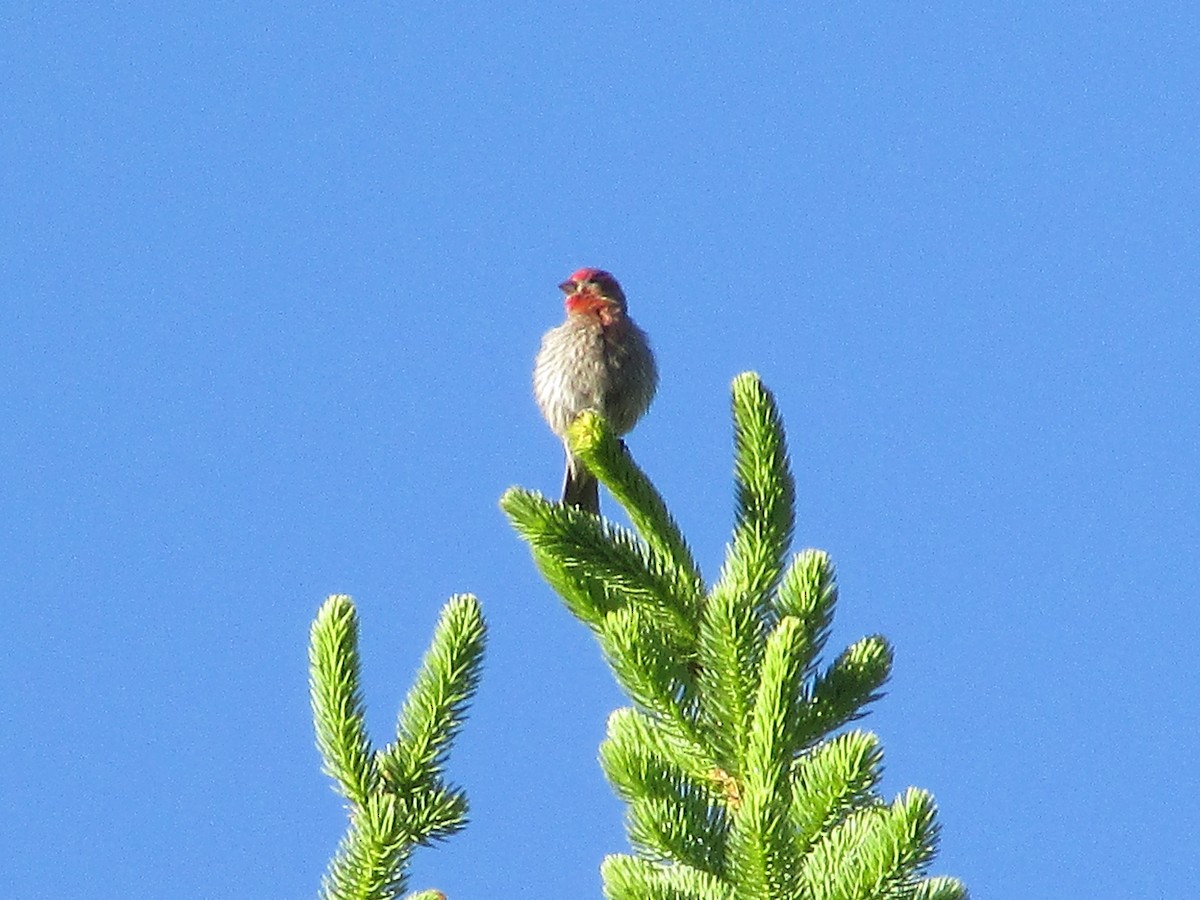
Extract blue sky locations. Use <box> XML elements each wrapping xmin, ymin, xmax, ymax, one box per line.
<box><xmin>3</xmin><ymin>3</ymin><xmax>1197</xmax><ymax>897</ymax></box>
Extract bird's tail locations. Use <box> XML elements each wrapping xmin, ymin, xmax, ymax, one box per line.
<box><xmin>562</xmin><ymin>452</ymin><xmax>600</xmax><ymax>515</ymax></box>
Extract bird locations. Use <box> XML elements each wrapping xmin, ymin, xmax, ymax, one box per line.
<box><xmin>533</xmin><ymin>267</ymin><xmax>658</xmax><ymax>514</ymax></box>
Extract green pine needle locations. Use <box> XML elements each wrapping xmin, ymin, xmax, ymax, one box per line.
<box><xmin>627</xmin><ymin>794</ymin><xmax>730</xmax><ymax>877</ymax></box>
<box><xmin>729</xmin><ymin>618</ymin><xmax>809</xmax><ymax>898</ymax></box>
<box><xmin>801</xmin><ymin>788</ymin><xmax>944</xmax><ymax>900</ymax></box>
<box><xmin>799</xmin><ymin>636</ymin><xmax>893</xmax><ymax>746</ymax></box>
<box><xmin>392</xmin><ymin>783</ymin><xmax>470</xmax><ymax>846</ymax></box>
<box><xmin>568</xmin><ymin>410</ymin><xmax>706</xmax><ymax>601</ymax></box>
<box><xmin>713</xmin><ymin>373</ymin><xmax>796</xmax><ymax>615</ymax></box>
<box><xmin>598</xmin><ymin>605</ymin><xmax>703</xmax><ymax>745</ymax></box>
<box><xmin>311</xmin><ymin>594</ymin><xmax>485</xmax><ymax>900</ymax></box>
<box><xmin>912</xmin><ymin>875</ymin><xmax>971</xmax><ymax>900</ymax></box>
<box><xmin>773</xmin><ymin>550</ymin><xmax>837</xmax><ymax>673</ymax></box>
<box><xmin>310</xmin><ymin>594</ymin><xmax>377</xmax><ymax>806</ymax></box>
<box><xmin>601</xmin><ymin>855</ymin><xmax>735</xmax><ymax>900</ymax></box>
<box><xmin>601</xmin><ymin>708</ymin><xmax>723</xmax><ymax>801</ymax></box>
<box><xmin>320</xmin><ymin>793</ymin><xmax>411</xmax><ymax>900</ymax></box>
<box><xmin>380</xmin><ymin>594</ymin><xmax>486</xmax><ymax>793</ymax></box>
<box><xmin>502</xmin><ymin>487</ymin><xmax>700</xmax><ymax>639</ymax></box>
<box><xmin>789</xmin><ymin>730</ymin><xmax>884</xmax><ymax>849</ymax></box>
<box><xmin>695</xmin><ymin>587</ymin><xmax>767</xmax><ymax>770</ymax></box>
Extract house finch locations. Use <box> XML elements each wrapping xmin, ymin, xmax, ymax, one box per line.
<box><xmin>534</xmin><ymin>268</ymin><xmax>658</xmax><ymax>514</ymax></box>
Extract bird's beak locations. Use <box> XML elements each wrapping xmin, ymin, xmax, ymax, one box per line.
<box><xmin>558</xmin><ymin>279</ymin><xmax>578</xmax><ymax>294</ymax></box>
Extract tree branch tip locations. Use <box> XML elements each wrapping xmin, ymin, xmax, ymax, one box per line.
<box><xmin>731</xmin><ymin>370</ymin><xmax>764</xmax><ymax>389</ymax></box>
<box><xmin>566</xmin><ymin>409</ymin><xmax>611</xmax><ymax>455</ymax></box>
<box><xmin>498</xmin><ymin>486</ymin><xmax>544</xmax><ymax>515</ymax></box>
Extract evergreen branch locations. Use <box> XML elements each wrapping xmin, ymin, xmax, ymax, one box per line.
<box><xmin>568</xmin><ymin>410</ymin><xmax>706</xmax><ymax>604</ymax></box>
<box><xmin>320</xmin><ymin>793</ymin><xmax>411</xmax><ymax>900</ymax></box>
<box><xmin>797</xmin><ymin>636</ymin><xmax>893</xmax><ymax>748</ymax></box>
<box><xmin>597</xmin><ymin>606</ymin><xmax>702</xmax><ymax>745</ymax></box>
<box><xmin>379</xmin><ymin>594</ymin><xmax>486</xmax><ymax>793</ymax></box>
<box><xmin>310</xmin><ymin>595</ymin><xmax>377</xmax><ymax>805</ymax></box>
<box><xmin>712</xmin><ymin>374</ymin><xmax>796</xmax><ymax>622</ymax></box>
<box><xmin>728</xmin><ymin>617</ymin><xmax>808</xmax><ymax>899</ymax></box>
<box><xmin>773</xmin><ymin>549</ymin><xmax>837</xmax><ymax>673</ymax></box>
<box><xmin>501</xmin><ymin>489</ymin><xmax>617</xmax><ymax>625</ymax></box>
<box><xmin>865</xmin><ymin>789</ymin><xmax>941</xmax><ymax>896</ymax></box>
<box><xmin>627</xmin><ymin>795</ymin><xmax>730</xmax><ymax>878</ymax></box>
<box><xmin>695</xmin><ymin>587</ymin><xmax>766</xmax><ymax>770</ymax></box>
<box><xmin>911</xmin><ymin>876</ymin><xmax>970</xmax><ymax>900</ymax></box>
<box><xmin>747</xmin><ymin>619</ymin><xmax>811</xmax><ymax>769</ymax></box>
<box><xmin>801</xmin><ymin>788</ymin><xmax>943</xmax><ymax>900</ymax></box>
<box><xmin>601</xmin><ymin>708</ymin><xmax>723</xmax><ymax>806</ymax></box>
<box><xmin>312</xmin><ymin>595</ymin><xmax>484</xmax><ymax>900</ymax></box>
<box><xmin>501</xmin><ymin>488</ymin><xmax>698</xmax><ymax>641</ymax></box>
<box><xmin>601</xmin><ymin>855</ymin><xmax>735</xmax><ymax>900</ymax></box>
<box><xmin>393</xmin><ymin>783</ymin><xmax>470</xmax><ymax>846</ymax></box>
<box><xmin>790</xmin><ymin>730</ymin><xmax>884</xmax><ymax>851</ymax></box>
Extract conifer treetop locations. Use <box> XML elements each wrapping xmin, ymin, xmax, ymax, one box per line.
<box><xmin>503</xmin><ymin>371</ymin><xmax>967</xmax><ymax>900</ymax></box>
